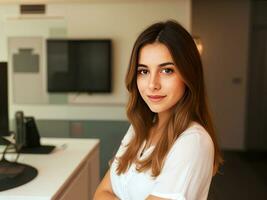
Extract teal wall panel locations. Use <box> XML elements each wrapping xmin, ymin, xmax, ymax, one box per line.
<box><xmin>36</xmin><ymin>120</ymin><xmax>70</xmax><ymax>138</ymax></box>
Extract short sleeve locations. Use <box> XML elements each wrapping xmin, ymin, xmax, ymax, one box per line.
<box><xmin>114</xmin><ymin>124</ymin><xmax>135</xmax><ymax>158</ymax></box>
<box><xmin>150</xmin><ymin>131</ymin><xmax>214</xmax><ymax>200</ymax></box>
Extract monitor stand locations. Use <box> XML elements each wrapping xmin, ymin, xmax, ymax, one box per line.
<box><xmin>18</xmin><ymin>145</ymin><xmax>56</xmax><ymax>154</ymax></box>
<box><xmin>0</xmin><ymin>137</ymin><xmax>38</xmax><ymax>191</ymax></box>
<box><xmin>0</xmin><ymin>137</ymin><xmax>10</xmax><ymax>146</ymax></box>
<box><xmin>0</xmin><ymin>158</ymin><xmax>38</xmax><ymax>191</ymax></box>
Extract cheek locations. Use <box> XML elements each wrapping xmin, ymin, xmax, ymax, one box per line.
<box><xmin>170</xmin><ymin>80</ymin><xmax>185</xmax><ymax>98</ymax></box>
<box><xmin>176</xmin><ymin>82</ymin><xmax>186</xmax><ymax>98</ymax></box>
<box><xmin>137</xmin><ymin>78</ymin><xmax>145</xmax><ymax>94</ymax></box>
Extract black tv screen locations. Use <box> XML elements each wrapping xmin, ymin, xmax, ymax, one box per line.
<box><xmin>47</xmin><ymin>39</ymin><xmax>112</xmax><ymax>93</ymax></box>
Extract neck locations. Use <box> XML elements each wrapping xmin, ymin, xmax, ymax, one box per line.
<box><xmin>154</xmin><ymin>111</ymin><xmax>171</xmax><ymax>129</ymax></box>
<box><xmin>148</xmin><ymin>114</ymin><xmax>169</xmax><ymax>146</ymax></box>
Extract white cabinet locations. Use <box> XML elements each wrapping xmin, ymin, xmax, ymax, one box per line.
<box><xmin>0</xmin><ymin>138</ymin><xmax>100</xmax><ymax>200</ymax></box>
<box><xmin>57</xmin><ymin>144</ymin><xmax>100</xmax><ymax>200</ymax></box>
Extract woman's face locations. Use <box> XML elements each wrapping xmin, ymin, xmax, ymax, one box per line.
<box><xmin>137</xmin><ymin>43</ymin><xmax>185</xmax><ymax>115</ymax></box>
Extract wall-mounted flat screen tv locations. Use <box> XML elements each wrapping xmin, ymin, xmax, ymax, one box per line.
<box><xmin>47</xmin><ymin>39</ymin><xmax>112</xmax><ymax>93</ymax></box>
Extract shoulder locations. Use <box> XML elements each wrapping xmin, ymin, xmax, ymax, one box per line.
<box><xmin>179</xmin><ymin>121</ymin><xmax>213</xmax><ymax>147</ymax></box>
<box><xmin>151</xmin><ymin>122</ymin><xmax>215</xmax><ymax>199</ymax></box>
<box><xmin>168</xmin><ymin>121</ymin><xmax>214</xmax><ymax>161</ymax></box>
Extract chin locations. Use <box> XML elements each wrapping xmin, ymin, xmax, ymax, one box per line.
<box><xmin>147</xmin><ymin>102</ymin><xmax>176</xmax><ymax>114</ymax></box>
<box><xmin>147</xmin><ymin>105</ymin><xmax>165</xmax><ymax>113</ymax></box>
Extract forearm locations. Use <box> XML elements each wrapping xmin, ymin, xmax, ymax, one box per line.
<box><xmin>93</xmin><ymin>190</ymin><xmax>120</xmax><ymax>200</ymax></box>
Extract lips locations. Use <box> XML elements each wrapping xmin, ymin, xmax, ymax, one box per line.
<box><xmin>147</xmin><ymin>95</ymin><xmax>166</xmax><ymax>102</ymax></box>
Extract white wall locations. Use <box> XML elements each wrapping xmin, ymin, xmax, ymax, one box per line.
<box><xmin>0</xmin><ymin>0</ymin><xmax>191</xmax><ymax>121</ymax></box>
<box><xmin>192</xmin><ymin>0</ymin><xmax>250</xmax><ymax>150</ymax></box>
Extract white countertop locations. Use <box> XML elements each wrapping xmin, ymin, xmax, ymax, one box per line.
<box><xmin>0</xmin><ymin>138</ymin><xmax>100</xmax><ymax>200</ymax></box>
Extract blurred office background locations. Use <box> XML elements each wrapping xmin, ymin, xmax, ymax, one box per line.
<box><xmin>0</xmin><ymin>0</ymin><xmax>266</xmax><ymax>199</ymax></box>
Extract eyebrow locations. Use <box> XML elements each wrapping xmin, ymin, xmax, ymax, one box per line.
<box><xmin>137</xmin><ymin>62</ymin><xmax>175</xmax><ymax>68</ymax></box>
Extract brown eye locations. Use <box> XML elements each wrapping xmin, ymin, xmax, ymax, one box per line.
<box><xmin>137</xmin><ymin>69</ymin><xmax>149</xmax><ymax>75</ymax></box>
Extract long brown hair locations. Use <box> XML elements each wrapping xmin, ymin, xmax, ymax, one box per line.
<box><xmin>117</xmin><ymin>20</ymin><xmax>223</xmax><ymax>177</ymax></box>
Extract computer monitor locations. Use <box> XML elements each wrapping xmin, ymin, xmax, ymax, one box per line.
<box><xmin>0</xmin><ymin>63</ymin><xmax>38</xmax><ymax>192</ymax></box>
<box><xmin>0</xmin><ymin>62</ymin><xmax>10</xmax><ymax>145</ymax></box>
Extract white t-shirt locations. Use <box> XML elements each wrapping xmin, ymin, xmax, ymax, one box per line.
<box><xmin>110</xmin><ymin>122</ymin><xmax>214</xmax><ymax>200</ymax></box>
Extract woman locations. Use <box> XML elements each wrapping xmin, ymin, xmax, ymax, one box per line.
<box><xmin>94</xmin><ymin>20</ymin><xmax>223</xmax><ymax>200</ymax></box>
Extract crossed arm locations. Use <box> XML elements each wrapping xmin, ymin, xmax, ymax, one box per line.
<box><xmin>93</xmin><ymin>169</ymin><xmax>167</xmax><ymax>200</ymax></box>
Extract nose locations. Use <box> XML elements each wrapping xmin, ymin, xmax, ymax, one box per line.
<box><xmin>148</xmin><ymin>73</ymin><xmax>161</xmax><ymax>91</ymax></box>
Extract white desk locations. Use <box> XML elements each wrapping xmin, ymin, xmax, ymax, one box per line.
<box><xmin>0</xmin><ymin>138</ymin><xmax>100</xmax><ymax>200</ymax></box>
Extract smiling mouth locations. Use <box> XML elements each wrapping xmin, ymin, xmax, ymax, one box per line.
<box><xmin>147</xmin><ymin>95</ymin><xmax>166</xmax><ymax>102</ymax></box>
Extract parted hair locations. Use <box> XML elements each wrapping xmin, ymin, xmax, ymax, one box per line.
<box><xmin>116</xmin><ymin>20</ymin><xmax>223</xmax><ymax>177</ymax></box>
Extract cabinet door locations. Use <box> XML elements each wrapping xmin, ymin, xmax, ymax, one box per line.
<box><xmin>57</xmin><ymin>162</ymin><xmax>89</xmax><ymax>200</ymax></box>
<box><xmin>88</xmin><ymin>147</ymin><xmax>100</xmax><ymax>198</ymax></box>
<box><xmin>56</xmin><ymin>146</ymin><xmax>100</xmax><ymax>200</ymax></box>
